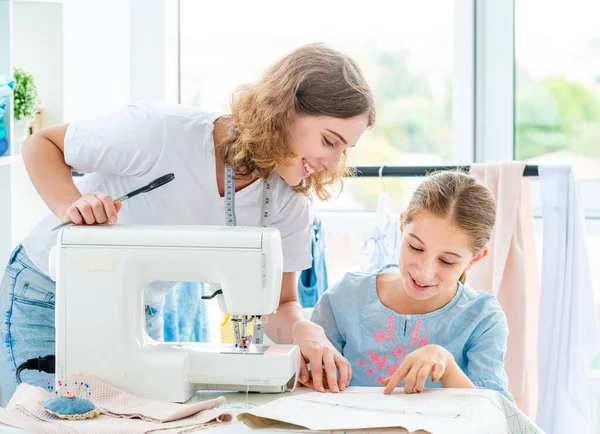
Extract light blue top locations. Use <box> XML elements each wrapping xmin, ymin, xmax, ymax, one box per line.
<box><xmin>311</xmin><ymin>266</ymin><xmax>514</xmax><ymax>402</ymax></box>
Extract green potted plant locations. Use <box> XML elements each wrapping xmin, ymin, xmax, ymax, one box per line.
<box><xmin>13</xmin><ymin>67</ymin><xmax>40</xmax><ymax>152</ymax></box>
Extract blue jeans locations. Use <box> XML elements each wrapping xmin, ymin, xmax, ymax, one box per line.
<box><xmin>0</xmin><ymin>245</ymin><xmax>164</xmax><ymax>406</ymax></box>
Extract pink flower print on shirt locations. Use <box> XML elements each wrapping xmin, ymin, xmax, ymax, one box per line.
<box><xmin>411</xmin><ymin>320</ymin><xmax>422</xmax><ymax>345</ymax></box>
<box><xmin>375</xmin><ymin>354</ymin><xmax>388</xmax><ymax>371</ymax></box>
<box><xmin>368</xmin><ymin>350</ymin><xmax>379</xmax><ymax>364</ymax></box>
<box><xmin>386</xmin><ymin>316</ymin><xmax>394</xmax><ymax>342</ymax></box>
<box><xmin>367</xmin><ymin>351</ymin><xmax>388</xmax><ymax>371</ymax></box>
<box><xmin>392</xmin><ymin>344</ymin><xmax>407</xmax><ymax>359</ymax></box>
<box><xmin>359</xmin><ymin>317</ymin><xmax>429</xmax><ymax>385</ymax></box>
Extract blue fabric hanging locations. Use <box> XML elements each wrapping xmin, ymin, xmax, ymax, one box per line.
<box><xmin>0</xmin><ymin>77</ymin><xmax>15</xmax><ymax>157</ymax></box>
<box><xmin>163</xmin><ymin>282</ymin><xmax>210</xmax><ymax>343</ymax></box>
<box><xmin>298</xmin><ymin>217</ymin><xmax>328</xmax><ymax>308</ymax></box>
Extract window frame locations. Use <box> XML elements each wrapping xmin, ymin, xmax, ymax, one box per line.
<box><xmin>128</xmin><ymin>0</ymin><xmax>600</xmax><ymax>215</ymax></box>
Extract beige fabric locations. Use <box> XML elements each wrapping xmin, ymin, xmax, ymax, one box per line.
<box><xmin>468</xmin><ymin>162</ymin><xmax>540</xmax><ymax>419</ymax></box>
<box><xmin>0</xmin><ymin>374</ymin><xmax>232</xmax><ymax>433</ymax></box>
<box><xmin>237</xmin><ymin>388</ymin><xmax>541</xmax><ymax>433</ymax></box>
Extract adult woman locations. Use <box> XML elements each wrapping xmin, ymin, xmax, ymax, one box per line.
<box><xmin>0</xmin><ymin>43</ymin><xmax>375</xmax><ymax>405</ymax></box>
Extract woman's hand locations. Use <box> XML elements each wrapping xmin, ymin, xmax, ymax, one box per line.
<box><xmin>382</xmin><ymin>344</ymin><xmax>452</xmax><ymax>394</ymax></box>
<box><xmin>293</xmin><ymin>319</ymin><xmax>351</xmax><ymax>393</ymax></box>
<box><xmin>60</xmin><ymin>192</ymin><xmax>122</xmax><ymax>225</ymax></box>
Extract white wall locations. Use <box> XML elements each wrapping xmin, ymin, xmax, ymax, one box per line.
<box><xmin>61</xmin><ymin>0</ymin><xmax>177</xmax><ymax>118</ymax></box>
<box><xmin>10</xmin><ymin>1</ymin><xmax>63</xmax><ymax>250</ymax></box>
<box><xmin>62</xmin><ymin>0</ymin><xmax>131</xmax><ymax>120</ymax></box>
<box><xmin>130</xmin><ymin>0</ymin><xmax>179</xmax><ymax>104</ymax></box>
<box><xmin>13</xmin><ymin>1</ymin><xmax>63</xmax><ymax>127</ymax></box>
<box><xmin>0</xmin><ymin>165</ymin><xmax>11</xmax><ymax>266</ymax></box>
<box><xmin>0</xmin><ymin>0</ymin><xmax>13</xmax><ymax>267</ymax></box>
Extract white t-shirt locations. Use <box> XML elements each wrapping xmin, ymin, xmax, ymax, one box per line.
<box><xmin>22</xmin><ymin>102</ymin><xmax>312</xmax><ymax>303</ymax></box>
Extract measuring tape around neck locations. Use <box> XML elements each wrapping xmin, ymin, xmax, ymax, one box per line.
<box><xmin>224</xmin><ymin>166</ymin><xmax>272</xmax><ymax>227</ymax></box>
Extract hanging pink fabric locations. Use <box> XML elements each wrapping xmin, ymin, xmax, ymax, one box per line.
<box><xmin>467</xmin><ymin>161</ymin><xmax>540</xmax><ymax>419</ymax></box>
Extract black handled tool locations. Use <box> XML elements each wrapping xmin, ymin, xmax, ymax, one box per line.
<box><xmin>52</xmin><ymin>173</ymin><xmax>175</xmax><ymax>231</ymax></box>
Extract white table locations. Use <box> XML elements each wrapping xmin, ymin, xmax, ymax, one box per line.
<box><xmin>189</xmin><ymin>387</ymin><xmax>539</xmax><ymax>434</ymax></box>
<box><xmin>187</xmin><ymin>387</ymin><xmax>311</xmax><ymax>433</ymax></box>
<box><xmin>1</xmin><ymin>387</ymin><xmax>538</xmax><ymax>434</ymax></box>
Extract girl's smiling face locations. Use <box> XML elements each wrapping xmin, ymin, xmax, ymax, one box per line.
<box><xmin>399</xmin><ymin>211</ymin><xmax>487</xmax><ymax>302</ymax></box>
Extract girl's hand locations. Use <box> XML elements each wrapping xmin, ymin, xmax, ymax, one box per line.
<box><xmin>382</xmin><ymin>344</ymin><xmax>452</xmax><ymax>394</ymax></box>
<box><xmin>61</xmin><ymin>192</ymin><xmax>122</xmax><ymax>225</ymax></box>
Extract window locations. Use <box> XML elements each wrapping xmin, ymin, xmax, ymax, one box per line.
<box><xmin>515</xmin><ymin>0</ymin><xmax>600</xmax><ymax>179</ymax></box>
<box><xmin>176</xmin><ymin>6</ymin><xmax>600</xmax><ymax>407</ymax></box>
<box><xmin>180</xmin><ymin>0</ymin><xmax>461</xmax><ymax>211</ymax></box>
<box><xmin>516</xmin><ymin>0</ymin><xmax>600</xmax><ymax>374</ymax></box>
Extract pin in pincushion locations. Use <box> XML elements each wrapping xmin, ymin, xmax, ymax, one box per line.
<box><xmin>39</xmin><ymin>380</ymin><xmax>100</xmax><ymax>420</ymax></box>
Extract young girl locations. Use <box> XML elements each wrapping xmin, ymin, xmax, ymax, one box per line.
<box><xmin>311</xmin><ymin>171</ymin><xmax>514</xmax><ymax>401</ymax></box>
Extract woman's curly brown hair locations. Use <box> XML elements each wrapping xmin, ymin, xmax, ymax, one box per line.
<box><xmin>217</xmin><ymin>43</ymin><xmax>376</xmax><ymax>200</ymax></box>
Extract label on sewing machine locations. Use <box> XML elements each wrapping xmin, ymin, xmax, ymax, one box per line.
<box><xmin>219</xmin><ymin>344</ymin><xmax>269</xmax><ymax>355</ymax></box>
<box><xmin>69</xmin><ymin>254</ymin><xmax>115</xmax><ymax>271</ymax></box>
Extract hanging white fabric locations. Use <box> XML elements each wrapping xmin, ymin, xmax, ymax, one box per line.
<box><xmin>363</xmin><ymin>166</ymin><xmax>399</xmax><ymax>272</ymax></box>
<box><xmin>537</xmin><ymin>165</ymin><xmax>600</xmax><ymax>434</ymax></box>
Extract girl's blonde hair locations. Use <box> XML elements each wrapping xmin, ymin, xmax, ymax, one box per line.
<box><xmin>403</xmin><ymin>171</ymin><xmax>496</xmax><ymax>284</ymax></box>
<box><xmin>218</xmin><ymin>43</ymin><xmax>376</xmax><ymax>200</ymax></box>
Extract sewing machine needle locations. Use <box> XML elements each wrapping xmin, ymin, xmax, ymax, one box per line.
<box><xmin>241</xmin><ymin>316</ymin><xmax>248</xmax><ymax>348</ymax></box>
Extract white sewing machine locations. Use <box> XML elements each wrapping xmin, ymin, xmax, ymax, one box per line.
<box><xmin>50</xmin><ymin>225</ymin><xmax>301</xmax><ymax>403</ymax></box>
